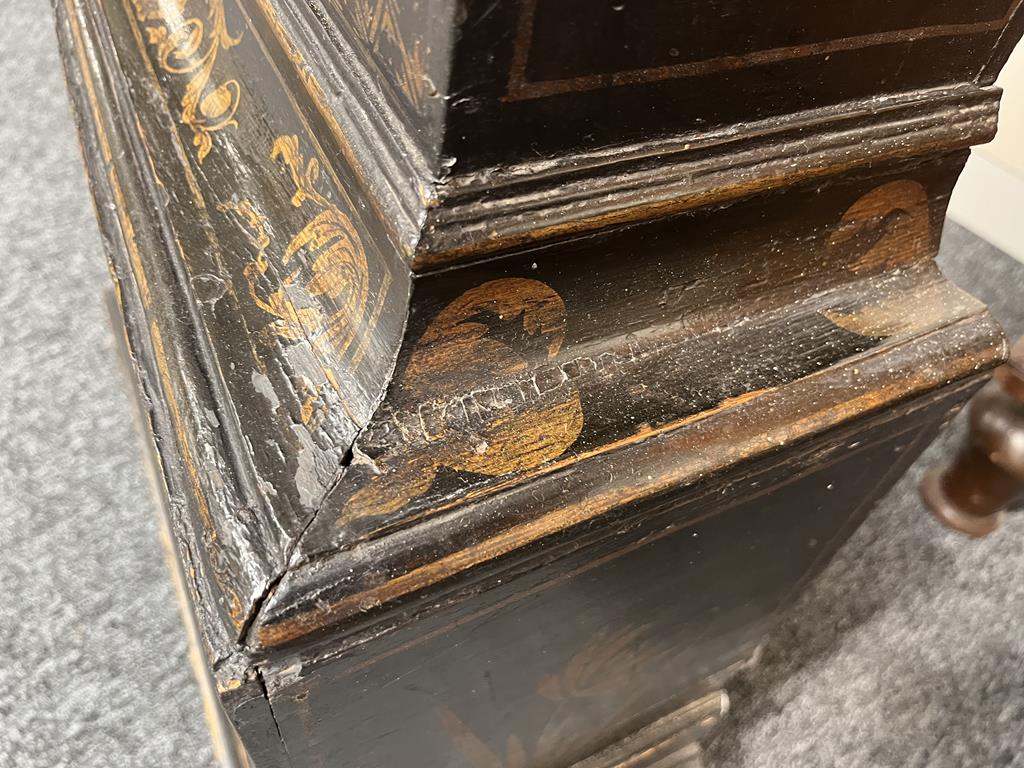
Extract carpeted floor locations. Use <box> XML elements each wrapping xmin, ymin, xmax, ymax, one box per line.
<box><xmin>2</xmin><ymin>1</ymin><xmax>1024</xmax><ymax>766</ymax></box>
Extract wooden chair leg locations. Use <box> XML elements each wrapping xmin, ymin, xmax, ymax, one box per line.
<box><xmin>922</xmin><ymin>338</ymin><xmax>1024</xmax><ymax>537</ymax></box>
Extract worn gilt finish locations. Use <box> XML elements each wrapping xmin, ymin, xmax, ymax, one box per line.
<box><xmin>53</xmin><ymin>0</ymin><xmax>1024</xmax><ymax>765</ymax></box>
<box><xmin>346</xmin><ymin>0</ymin><xmax>430</xmax><ymax>111</ymax></box>
<box><xmin>129</xmin><ymin>0</ymin><xmax>242</xmax><ymax>161</ymax></box>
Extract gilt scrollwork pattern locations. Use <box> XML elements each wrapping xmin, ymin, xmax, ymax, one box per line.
<box><xmin>221</xmin><ymin>135</ymin><xmax>371</xmax><ymax>424</ymax></box>
<box><xmin>266</xmin><ymin>134</ymin><xmax>371</xmax><ymax>364</ymax></box>
<box><xmin>348</xmin><ymin>0</ymin><xmax>429</xmax><ymax>110</ymax></box>
<box><xmin>129</xmin><ymin>0</ymin><xmax>242</xmax><ymax>161</ymax></box>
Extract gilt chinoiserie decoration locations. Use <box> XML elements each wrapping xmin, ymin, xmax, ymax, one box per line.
<box><xmin>54</xmin><ymin>0</ymin><xmax>1023</xmax><ymax>765</ymax></box>
<box><xmin>128</xmin><ymin>0</ymin><xmax>242</xmax><ymax>161</ymax></box>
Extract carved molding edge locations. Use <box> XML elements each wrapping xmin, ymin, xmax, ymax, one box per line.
<box><xmin>227</xmin><ymin>0</ymin><xmax>1004</xmax><ymax>272</ymax></box>
<box><xmin>418</xmin><ymin>86</ymin><xmax>999</xmax><ymax>269</ymax></box>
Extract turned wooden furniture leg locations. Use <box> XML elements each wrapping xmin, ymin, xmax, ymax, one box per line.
<box><xmin>922</xmin><ymin>338</ymin><xmax>1024</xmax><ymax>537</ymax></box>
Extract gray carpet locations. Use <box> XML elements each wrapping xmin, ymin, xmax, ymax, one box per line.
<box><xmin>1</xmin><ymin>1</ymin><xmax>214</xmax><ymax>766</ymax></box>
<box><xmin>2</xmin><ymin>0</ymin><xmax>1024</xmax><ymax>766</ymax></box>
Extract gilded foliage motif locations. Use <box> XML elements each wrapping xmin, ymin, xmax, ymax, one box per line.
<box><xmin>267</xmin><ymin>134</ymin><xmax>370</xmax><ymax>364</ymax></box>
<box><xmin>437</xmin><ymin>625</ymin><xmax>666</xmax><ymax>768</ymax></box>
<box><xmin>436</xmin><ymin>705</ymin><xmax>529</xmax><ymax>768</ymax></box>
<box><xmin>827</xmin><ymin>179</ymin><xmax>930</xmax><ymax>275</ymax></box>
<box><xmin>536</xmin><ymin>625</ymin><xmax>656</xmax><ymax>701</ymax></box>
<box><xmin>341</xmin><ymin>278</ymin><xmax>584</xmax><ymax>523</ymax></box>
<box><xmin>129</xmin><ymin>0</ymin><xmax>241</xmax><ymax>161</ymax></box>
<box><xmin>348</xmin><ymin>0</ymin><xmax>429</xmax><ymax>109</ymax></box>
<box><xmin>824</xmin><ymin>179</ymin><xmax>934</xmax><ymax>337</ymax></box>
<box><xmin>225</xmin><ymin>135</ymin><xmax>370</xmax><ymax>414</ymax></box>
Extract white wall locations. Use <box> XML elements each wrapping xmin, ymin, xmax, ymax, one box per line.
<box><xmin>948</xmin><ymin>42</ymin><xmax>1024</xmax><ymax>261</ymax></box>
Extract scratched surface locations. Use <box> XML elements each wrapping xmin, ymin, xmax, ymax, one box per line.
<box><xmin>447</xmin><ymin>0</ymin><xmax>1022</xmax><ymax>169</ymax></box>
<box><xmin>243</xmin><ymin>153</ymin><xmax>1004</xmax><ymax>660</ymax></box>
<box><xmin>47</xmin><ymin>0</ymin><xmax>1024</xmax><ymax>765</ymax></box>
<box><xmin>56</xmin><ymin>0</ymin><xmax>411</xmax><ymax>640</ymax></box>
<box><xmin>262</xmin><ymin>395</ymin><xmax>963</xmax><ymax>768</ymax></box>
<box><xmin>273</xmin><ymin>0</ymin><xmax>1023</xmax><ymax>171</ymax></box>
<box><xmin>300</xmin><ymin>159</ymin><xmax>959</xmax><ymax>554</ymax></box>
<box><xmin>521</xmin><ymin>0</ymin><xmax>1016</xmax><ymax>84</ymax></box>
